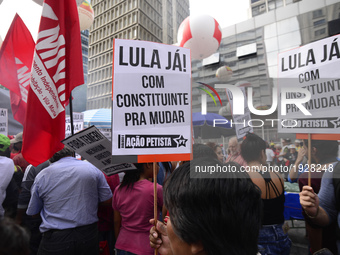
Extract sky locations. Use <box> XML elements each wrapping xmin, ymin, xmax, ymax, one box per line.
<box><xmin>0</xmin><ymin>0</ymin><xmax>249</xmax><ymax>42</ymax></box>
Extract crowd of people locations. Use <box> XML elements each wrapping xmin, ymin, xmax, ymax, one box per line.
<box><xmin>0</xmin><ymin>131</ymin><xmax>340</xmax><ymax>255</ymax></box>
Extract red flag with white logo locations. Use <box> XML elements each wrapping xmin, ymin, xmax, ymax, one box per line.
<box><xmin>22</xmin><ymin>0</ymin><xmax>84</xmax><ymax>166</ymax></box>
<box><xmin>0</xmin><ymin>14</ymin><xmax>35</xmax><ymax>126</ymax></box>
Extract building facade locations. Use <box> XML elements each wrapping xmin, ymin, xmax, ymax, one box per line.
<box><xmin>67</xmin><ymin>29</ymin><xmax>89</xmax><ymax>114</ymax></box>
<box><xmin>87</xmin><ymin>0</ymin><xmax>189</xmax><ymax>110</ymax></box>
<box><xmin>250</xmin><ymin>0</ymin><xmax>302</xmax><ymax>17</ymax></box>
<box><xmin>193</xmin><ymin>0</ymin><xmax>340</xmax><ymax>141</ymax></box>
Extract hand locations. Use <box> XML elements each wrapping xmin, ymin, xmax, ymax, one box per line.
<box><xmin>300</xmin><ymin>185</ymin><xmax>319</xmax><ymax>217</ymax></box>
<box><xmin>296</xmin><ymin>147</ymin><xmax>307</xmax><ymax>164</ymax></box>
<box><xmin>149</xmin><ymin>219</ymin><xmax>172</xmax><ymax>255</ymax></box>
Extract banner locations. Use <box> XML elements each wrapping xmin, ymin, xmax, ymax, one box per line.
<box><xmin>225</xmin><ymin>86</ymin><xmax>253</xmax><ymax>139</ymax></box>
<box><xmin>0</xmin><ymin>14</ymin><xmax>35</xmax><ymax>126</ymax></box>
<box><xmin>22</xmin><ymin>0</ymin><xmax>84</xmax><ymax>166</ymax></box>
<box><xmin>278</xmin><ymin>34</ymin><xmax>340</xmax><ymax>133</ymax></box>
<box><xmin>65</xmin><ymin>112</ymin><xmax>84</xmax><ymax>138</ymax></box>
<box><xmin>0</xmin><ymin>108</ymin><xmax>8</xmax><ymax>136</ymax></box>
<box><xmin>62</xmin><ymin>126</ymin><xmax>137</xmax><ymax>176</ymax></box>
<box><xmin>111</xmin><ymin>39</ymin><xmax>192</xmax><ymax>163</ymax></box>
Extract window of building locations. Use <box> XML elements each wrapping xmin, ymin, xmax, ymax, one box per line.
<box><xmin>313</xmin><ymin>9</ymin><xmax>323</xmax><ymax>19</ymax></box>
<box><xmin>314</xmin><ymin>28</ymin><xmax>326</xmax><ymax>37</ymax></box>
<box><xmin>313</xmin><ymin>19</ymin><xmax>326</xmax><ymax>27</ymax></box>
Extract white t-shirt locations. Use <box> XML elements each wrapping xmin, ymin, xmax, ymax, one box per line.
<box><xmin>265</xmin><ymin>148</ymin><xmax>275</xmax><ymax>162</ymax></box>
<box><xmin>0</xmin><ymin>156</ymin><xmax>15</xmax><ymax>217</ymax></box>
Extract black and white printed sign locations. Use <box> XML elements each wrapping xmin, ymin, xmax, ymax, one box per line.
<box><xmin>0</xmin><ymin>108</ymin><xmax>8</xmax><ymax>136</ymax></box>
<box><xmin>65</xmin><ymin>112</ymin><xmax>84</xmax><ymax>138</ymax></box>
<box><xmin>225</xmin><ymin>87</ymin><xmax>253</xmax><ymax>139</ymax></box>
<box><xmin>111</xmin><ymin>39</ymin><xmax>192</xmax><ymax>163</ymax></box>
<box><xmin>62</xmin><ymin>126</ymin><xmax>136</xmax><ymax>176</ymax></box>
<box><xmin>278</xmin><ymin>35</ymin><xmax>340</xmax><ymax>133</ymax></box>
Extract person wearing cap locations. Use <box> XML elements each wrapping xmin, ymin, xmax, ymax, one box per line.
<box><xmin>0</xmin><ymin>134</ymin><xmax>15</xmax><ymax>218</ymax></box>
<box><xmin>294</xmin><ymin>139</ymin><xmax>302</xmax><ymax>151</ymax></box>
<box><xmin>10</xmin><ymin>132</ymin><xmax>22</xmax><ymax>159</ymax></box>
<box><xmin>277</xmin><ymin>138</ymin><xmax>291</xmax><ymax>164</ymax></box>
<box><xmin>283</xmin><ymin>144</ymin><xmax>298</xmax><ymax>167</ymax></box>
<box><xmin>10</xmin><ymin>132</ymin><xmax>29</xmax><ymax>173</ymax></box>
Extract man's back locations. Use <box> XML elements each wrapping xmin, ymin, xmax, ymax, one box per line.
<box><xmin>27</xmin><ymin>157</ymin><xmax>112</xmax><ymax>233</ymax></box>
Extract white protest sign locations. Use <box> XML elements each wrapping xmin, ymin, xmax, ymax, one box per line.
<box><xmin>225</xmin><ymin>87</ymin><xmax>253</xmax><ymax>139</ymax></box>
<box><xmin>62</xmin><ymin>126</ymin><xmax>136</xmax><ymax>176</ymax></box>
<box><xmin>98</xmin><ymin>128</ymin><xmax>111</xmax><ymax>141</ymax></box>
<box><xmin>65</xmin><ymin>112</ymin><xmax>84</xmax><ymax>138</ymax></box>
<box><xmin>0</xmin><ymin>108</ymin><xmax>8</xmax><ymax>136</ymax></box>
<box><xmin>111</xmin><ymin>39</ymin><xmax>192</xmax><ymax>163</ymax></box>
<box><xmin>278</xmin><ymin>34</ymin><xmax>340</xmax><ymax>133</ymax></box>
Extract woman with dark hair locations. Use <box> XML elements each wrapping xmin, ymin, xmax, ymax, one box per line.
<box><xmin>150</xmin><ymin>158</ymin><xmax>262</xmax><ymax>255</ymax></box>
<box><xmin>113</xmin><ymin>163</ymin><xmax>163</xmax><ymax>255</ymax></box>
<box><xmin>241</xmin><ymin>133</ymin><xmax>291</xmax><ymax>255</ymax></box>
<box><xmin>0</xmin><ymin>217</ymin><xmax>29</xmax><ymax>255</ymax></box>
<box><xmin>205</xmin><ymin>142</ymin><xmax>224</xmax><ymax>162</ymax></box>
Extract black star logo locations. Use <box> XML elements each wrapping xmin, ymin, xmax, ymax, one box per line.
<box><xmin>330</xmin><ymin>117</ymin><xmax>340</xmax><ymax>128</ymax></box>
<box><xmin>174</xmin><ymin>135</ymin><xmax>188</xmax><ymax>147</ymax></box>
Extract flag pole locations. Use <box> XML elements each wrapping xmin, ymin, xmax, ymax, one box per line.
<box><xmin>69</xmin><ymin>91</ymin><xmax>75</xmax><ymax>136</ymax></box>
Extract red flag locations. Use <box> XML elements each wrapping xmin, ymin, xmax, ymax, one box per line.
<box><xmin>22</xmin><ymin>0</ymin><xmax>84</xmax><ymax>166</ymax></box>
<box><xmin>0</xmin><ymin>14</ymin><xmax>35</xmax><ymax>126</ymax></box>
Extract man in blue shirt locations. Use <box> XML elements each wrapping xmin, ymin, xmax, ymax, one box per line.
<box><xmin>27</xmin><ymin>147</ymin><xmax>112</xmax><ymax>255</ymax></box>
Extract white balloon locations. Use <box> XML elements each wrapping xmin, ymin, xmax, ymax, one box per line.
<box><xmin>177</xmin><ymin>15</ymin><xmax>222</xmax><ymax>60</ymax></box>
<box><xmin>216</xmin><ymin>66</ymin><xmax>232</xmax><ymax>81</ymax></box>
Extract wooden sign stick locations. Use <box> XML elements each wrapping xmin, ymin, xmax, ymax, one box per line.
<box><xmin>153</xmin><ymin>161</ymin><xmax>158</xmax><ymax>255</ymax></box>
<box><xmin>308</xmin><ymin>133</ymin><xmax>312</xmax><ymax>187</ymax></box>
